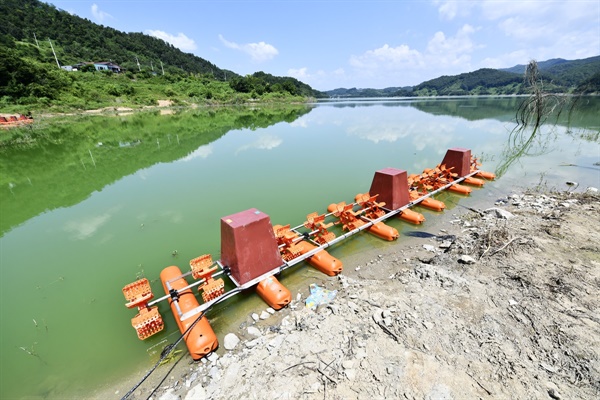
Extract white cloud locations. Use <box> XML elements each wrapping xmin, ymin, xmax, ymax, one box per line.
<box><xmin>219</xmin><ymin>34</ymin><xmax>278</xmax><ymax>62</ymax></box>
<box><xmin>346</xmin><ymin>24</ymin><xmax>478</xmax><ymax>85</ymax></box>
<box><xmin>91</xmin><ymin>4</ymin><xmax>112</xmax><ymax>23</ymax></box>
<box><xmin>437</xmin><ymin>0</ymin><xmax>599</xmax><ymax>63</ymax></box>
<box><xmin>350</xmin><ymin>44</ymin><xmax>424</xmax><ymax>70</ymax></box>
<box><xmin>236</xmin><ymin>134</ymin><xmax>282</xmax><ymax>154</ymax></box>
<box><xmin>145</xmin><ymin>30</ymin><xmax>197</xmax><ymax>51</ymax></box>
<box><xmin>435</xmin><ymin>0</ymin><xmax>479</xmax><ymax>20</ymax></box>
<box><xmin>288</xmin><ymin>67</ymin><xmax>310</xmax><ymax>79</ymax></box>
<box><xmin>181</xmin><ymin>145</ymin><xmax>213</xmax><ymax>162</ymax></box>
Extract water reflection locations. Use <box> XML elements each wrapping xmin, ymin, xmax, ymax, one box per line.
<box><xmin>0</xmin><ymin>106</ymin><xmax>313</xmax><ymax>237</ymax></box>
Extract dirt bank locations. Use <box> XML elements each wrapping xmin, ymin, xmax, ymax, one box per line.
<box><xmin>115</xmin><ymin>189</ymin><xmax>599</xmax><ymax>400</ymax></box>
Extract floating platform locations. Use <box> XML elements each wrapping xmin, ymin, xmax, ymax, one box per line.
<box><xmin>121</xmin><ymin>147</ymin><xmax>495</xmax><ymax>359</ymax></box>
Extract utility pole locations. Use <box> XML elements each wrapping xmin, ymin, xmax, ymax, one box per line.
<box><xmin>33</xmin><ymin>32</ymin><xmax>39</xmax><ymax>48</ymax></box>
<box><xmin>150</xmin><ymin>60</ymin><xmax>154</xmax><ymax>71</ymax></box>
<box><xmin>160</xmin><ymin>61</ymin><xmax>165</xmax><ymax>76</ymax></box>
<box><xmin>135</xmin><ymin>56</ymin><xmax>141</xmax><ymax>72</ymax></box>
<box><xmin>48</xmin><ymin>38</ymin><xmax>60</xmax><ymax>69</ymax></box>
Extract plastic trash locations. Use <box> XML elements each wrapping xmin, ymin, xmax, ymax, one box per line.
<box><xmin>305</xmin><ymin>283</ymin><xmax>337</xmax><ymax>309</ymax></box>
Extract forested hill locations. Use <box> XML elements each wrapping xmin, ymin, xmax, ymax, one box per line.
<box><xmin>413</xmin><ymin>56</ymin><xmax>600</xmax><ymax>96</ymax></box>
<box><xmin>0</xmin><ymin>0</ymin><xmax>325</xmax><ymax>111</ymax></box>
<box><xmin>325</xmin><ymin>56</ymin><xmax>600</xmax><ymax>98</ymax></box>
<box><xmin>0</xmin><ymin>0</ymin><xmax>236</xmax><ymax>78</ymax></box>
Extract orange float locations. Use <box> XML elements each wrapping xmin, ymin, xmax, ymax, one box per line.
<box><xmin>447</xmin><ymin>183</ymin><xmax>471</xmax><ymax>195</ymax></box>
<box><xmin>368</xmin><ymin>221</ymin><xmax>399</xmax><ymax>241</ymax></box>
<box><xmin>256</xmin><ymin>275</ymin><xmax>291</xmax><ymax>310</ymax></box>
<box><xmin>160</xmin><ymin>266</ymin><xmax>218</xmax><ymax>360</ymax></box>
<box><xmin>420</xmin><ymin>197</ymin><xmax>446</xmax><ymax>212</ymax></box>
<box><xmin>295</xmin><ymin>240</ymin><xmax>343</xmax><ymax>276</ymax></box>
<box><xmin>475</xmin><ymin>171</ymin><xmax>496</xmax><ymax>180</ymax></box>
<box><xmin>328</xmin><ymin>200</ymin><xmax>398</xmax><ymax>241</ymax></box>
<box><xmin>399</xmin><ymin>208</ymin><xmax>425</xmax><ymax>224</ymax></box>
<box><xmin>464</xmin><ymin>176</ymin><xmax>485</xmax><ymax>187</ymax></box>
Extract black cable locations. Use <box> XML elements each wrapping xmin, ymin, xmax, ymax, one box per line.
<box><xmin>120</xmin><ymin>310</ymin><xmax>205</xmax><ymax>400</ymax></box>
<box><xmin>120</xmin><ymin>286</ymin><xmax>242</xmax><ymax>400</ymax></box>
<box><xmin>145</xmin><ymin>349</ymin><xmax>186</xmax><ymax>400</ymax></box>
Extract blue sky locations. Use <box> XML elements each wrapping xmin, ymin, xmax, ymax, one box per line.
<box><xmin>46</xmin><ymin>1</ymin><xmax>600</xmax><ymax>91</ymax></box>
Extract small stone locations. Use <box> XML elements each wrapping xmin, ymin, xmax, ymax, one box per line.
<box><xmin>247</xmin><ymin>326</ymin><xmax>261</xmax><ymax>337</ymax></box>
<box><xmin>223</xmin><ymin>333</ymin><xmax>240</xmax><ymax>350</ymax></box>
<box><xmin>184</xmin><ymin>385</ymin><xmax>206</xmax><ymax>400</ymax></box>
<box><xmin>344</xmin><ymin>369</ymin><xmax>357</xmax><ymax>380</ymax></box>
<box><xmin>423</xmin><ymin>244</ymin><xmax>436</xmax><ymax>252</ymax></box>
<box><xmin>547</xmin><ymin>382</ymin><xmax>561</xmax><ymax>399</ymax></box>
<box><xmin>259</xmin><ymin>311</ymin><xmax>270</xmax><ymax>320</ymax></box>
<box><xmin>266</xmin><ymin>307</ymin><xmax>276</xmax><ymax>314</ymax></box>
<box><xmin>206</xmin><ymin>352</ymin><xmax>219</xmax><ymax>363</ymax></box>
<box><xmin>439</xmin><ymin>241</ymin><xmax>452</xmax><ymax>249</ymax></box>
<box><xmin>158</xmin><ymin>389</ymin><xmax>179</xmax><ymax>400</ymax></box>
<box><xmin>251</xmin><ymin>313</ymin><xmax>259</xmax><ymax>322</ymax></box>
<box><xmin>484</xmin><ymin>207</ymin><xmax>515</xmax><ymax>219</ymax></box>
<box><xmin>458</xmin><ymin>255</ymin><xmax>476</xmax><ymax>264</ymax></box>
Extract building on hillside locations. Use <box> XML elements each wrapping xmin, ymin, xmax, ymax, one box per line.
<box><xmin>63</xmin><ymin>61</ymin><xmax>124</xmax><ymax>73</ymax></box>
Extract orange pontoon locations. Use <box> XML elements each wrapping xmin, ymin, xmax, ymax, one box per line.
<box><xmin>160</xmin><ymin>266</ymin><xmax>218</xmax><ymax>360</ymax></box>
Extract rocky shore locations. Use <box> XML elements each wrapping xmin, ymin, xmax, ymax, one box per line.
<box><xmin>118</xmin><ymin>189</ymin><xmax>599</xmax><ymax>400</ymax></box>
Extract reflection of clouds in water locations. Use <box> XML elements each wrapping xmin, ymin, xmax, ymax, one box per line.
<box><xmin>236</xmin><ymin>134</ymin><xmax>282</xmax><ymax>154</ymax></box>
<box><xmin>347</xmin><ymin>124</ymin><xmax>411</xmax><ymax>143</ymax></box>
<box><xmin>137</xmin><ymin>170</ymin><xmax>149</xmax><ymax>180</ymax></box>
<box><xmin>160</xmin><ymin>210</ymin><xmax>183</xmax><ymax>224</ymax></box>
<box><xmin>290</xmin><ymin>118</ymin><xmax>308</xmax><ymax>128</ymax></box>
<box><xmin>181</xmin><ymin>145</ymin><xmax>213</xmax><ymax>162</ymax></box>
<box><xmin>64</xmin><ymin>207</ymin><xmax>120</xmax><ymax>240</ymax></box>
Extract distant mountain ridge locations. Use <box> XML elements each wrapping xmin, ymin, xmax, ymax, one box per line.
<box><xmin>325</xmin><ymin>56</ymin><xmax>600</xmax><ymax>97</ymax></box>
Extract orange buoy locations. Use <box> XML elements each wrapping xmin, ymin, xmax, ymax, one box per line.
<box><xmin>327</xmin><ymin>203</ymin><xmax>339</xmax><ymax>213</ymax></box>
<box><xmin>160</xmin><ymin>266</ymin><xmax>218</xmax><ymax>360</ymax></box>
<box><xmin>447</xmin><ymin>183</ymin><xmax>472</xmax><ymax>195</ymax></box>
<box><xmin>368</xmin><ymin>221</ymin><xmax>399</xmax><ymax>241</ymax></box>
<box><xmin>464</xmin><ymin>176</ymin><xmax>485</xmax><ymax>187</ymax></box>
<box><xmin>475</xmin><ymin>170</ymin><xmax>496</xmax><ymax>180</ymax></box>
<box><xmin>419</xmin><ymin>197</ymin><xmax>446</xmax><ymax>212</ymax></box>
<box><xmin>256</xmin><ymin>275</ymin><xmax>291</xmax><ymax>310</ymax></box>
<box><xmin>295</xmin><ymin>241</ymin><xmax>343</xmax><ymax>276</ymax></box>
<box><xmin>399</xmin><ymin>208</ymin><xmax>425</xmax><ymax>224</ymax></box>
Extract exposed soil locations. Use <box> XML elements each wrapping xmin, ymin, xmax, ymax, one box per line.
<box><xmin>114</xmin><ymin>189</ymin><xmax>599</xmax><ymax>400</ymax></box>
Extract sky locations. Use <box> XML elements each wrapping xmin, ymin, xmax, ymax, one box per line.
<box><xmin>45</xmin><ymin>0</ymin><xmax>600</xmax><ymax>91</ymax></box>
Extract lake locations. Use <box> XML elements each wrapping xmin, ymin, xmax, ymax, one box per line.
<box><xmin>0</xmin><ymin>97</ymin><xmax>598</xmax><ymax>399</ymax></box>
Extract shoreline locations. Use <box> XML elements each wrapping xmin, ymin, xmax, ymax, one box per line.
<box><xmin>102</xmin><ymin>187</ymin><xmax>599</xmax><ymax>400</ymax></box>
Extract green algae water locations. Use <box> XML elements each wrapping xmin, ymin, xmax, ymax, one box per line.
<box><xmin>1</xmin><ymin>99</ymin><xmax>598</xmax><ymax>399</ymax></box>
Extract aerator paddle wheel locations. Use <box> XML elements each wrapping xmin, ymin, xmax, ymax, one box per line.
<box><xmin>304</xmin><ymin>212</ymin><xmax>336</xmax><ymax>245</ymax></box>
<box><xmin>355</xmin><ymin>193</ymin><xmax>386</xmax><ymax>219</ymax></box>
<box><xmin>273</xmin><ymin>224</ymin><xmax>303</xmax><ymax>261</ymax></box>
<box><xmin>190</xmin><ymin>255</ymin><xmax>225</xmax><ymax>303</ymax></box>
<box><xmin>122</xmin><ymin>278</ymin><xmax>164</xmax><ymax>340</ymax></box>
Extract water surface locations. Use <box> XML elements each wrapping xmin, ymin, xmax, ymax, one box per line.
<box><xmin>0</xmin><ymin>98</ymin><xmax>598</xmax><ymax>399</ymax></box>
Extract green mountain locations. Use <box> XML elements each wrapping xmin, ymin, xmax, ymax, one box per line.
<box><xmin>326</xmin><ymin>86</ymin><xmax>413</xmax><ymax>98</ymax></box>
<box><xmin>0</xmin><ymin>0</ymin><xmax>234</xmax><ymax>78</ymax></box>
<box><xmin>324</xmin><ymin>56</ymin><xmax>600</xmax><ymax>98</ymax></box>
<box><xmin>0</xmin><ymin>0</ymin><xmax>325</xmax><ymax>111</ymax></box>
